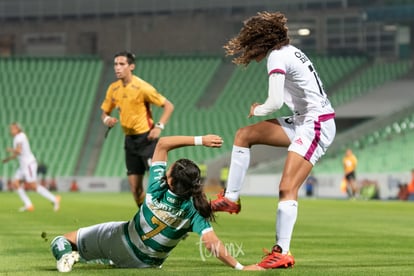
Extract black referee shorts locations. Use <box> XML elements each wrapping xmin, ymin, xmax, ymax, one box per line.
<box><xmin>345</xmin><ymin>171</ymin><xmax>356</xmax><ymax>181</ymax></box>
<box><xmin>124</xmin><ymin>132</ymin><xmax>158</xmax><ymax>175</ymax></box>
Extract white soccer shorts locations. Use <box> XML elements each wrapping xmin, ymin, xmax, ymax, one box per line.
<box><xmin>14</xmin><ymin>161</ymin><xmax>38</xmax><ymax>183</ymax></box>
<box><xmin>278</xmin><ymin>113</ymin><xmax>336</xmax><ymax>165</ymax></box>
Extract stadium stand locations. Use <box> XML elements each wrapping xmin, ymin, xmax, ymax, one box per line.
<box><xmin>0</xmin><ymin>57</ymin><xmax>103</xmax><ymax>177</ymax></box>
<box><xmin>2</xmin><ymin>55</ymin><xmax>410</xmax><ymax>178</ymax></box>
<box><xmin>313</xmin><ymin>110</ymin><xmax>414</xmax><ymax>174</ymax></box>
<box><xmin>330</xmin><ymin>60</ymin><xmax>413</xmax><ymax>107</ymax></box>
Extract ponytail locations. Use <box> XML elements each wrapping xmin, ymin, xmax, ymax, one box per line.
<box><xmin>192</xmin><ymin>184</ymin><xmax>215</xmax><ymax>222</ymax></box>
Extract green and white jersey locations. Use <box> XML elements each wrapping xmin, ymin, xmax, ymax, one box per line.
<box><xmin>123</xmin><ymin>161</ymin><xmax>212</xmax><ymax>266</ymax></box>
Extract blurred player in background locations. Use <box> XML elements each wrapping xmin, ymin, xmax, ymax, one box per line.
<box><xmin>2</xmin><ymin>122</ymin><xmax>61</xmax><ymax>212</ymax></box>
<box><xmin>406</xmin><ymin>168</ymin><xmax>414</xmax><ymax>200</ymax></box>
<box><xmin>50</xmin><ymin>134</ymin><xmax>263</xmax><ymax>272</ymax></box>
<box><xmin>343</xmin><ymin>148</ymin><xmax>358</xmax><ymax>198</ymax></box>
<box><xmin>101</xmin><ymin>51</ymin><xmax>174</xmax><ymax>207</ymax></box>
<box><xmin>211</xmin><ymin>12</ymin><xmax>336</xmax><ymax>268</ymax></box>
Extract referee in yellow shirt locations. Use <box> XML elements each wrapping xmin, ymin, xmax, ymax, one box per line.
<box><xmin>343</xmin><ymin>148</ymin><xmax>358</xmax><ymax>198</ymax></box>
<box><xmin>101</xmin><ymin>51</ymin><xmax>174</xmax><ymax>206</ymax></box>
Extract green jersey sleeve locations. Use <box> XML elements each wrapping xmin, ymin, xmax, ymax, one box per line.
<box><xmin>147</xmin><ymin>161</ymin><xmax>168</xmax><ymax>196</ymax></box>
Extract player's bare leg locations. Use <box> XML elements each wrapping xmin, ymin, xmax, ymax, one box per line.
<box><xmin>128</xmin><ymin>174</ymin><xmax>145</xmax><ymax>207</ymax></box>
<box><xmin>259</xmin><ymin>152</ymin><xmax>312</xmax><ymax>269</ymax></box>
<box><xmin>211</xmin><ymin>119</ymin><xmax>290</xmax><ymax>213</ymax></box>
<box><xmin>210</xmin><ymin>119</ymin><xmax>313</xmax><ymax>268</ymax></box>
<box><xmin>348</xmin><ymin>179</ymin><xmax>357</xmax><ymax>198</ymax></box>
<box><xmin>233</xmin><ymin>119</ymin><xmax>291</xmax><ymax>149</ymax></box>
<box><xmin>279</xmin><ymin>152</ymin><xmax>313</xmax><ymax>201</ymax></box>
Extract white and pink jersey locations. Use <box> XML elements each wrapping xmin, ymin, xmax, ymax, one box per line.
<box><xmin>13</xmin><ymin>132</ymin><xmax>36</xmax><ymax>167</ymax></box>
<box><xmin>267</xmin><ymin>45</ymin><xmax>334</xmax><ymax>119</ymax></box>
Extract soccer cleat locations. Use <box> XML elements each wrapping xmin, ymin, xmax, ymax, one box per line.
<box><xmin>54</xmin><ymin>195</ymin><xmax>61</xmax><ymax>212</ymax></box>
<box><xmin>19</xmin><ymin>205</ymin><xmax>34</xmax><ymax>212</ymax></box>
<box><xmin>257</xmin><ymin>245</ymin><xmax>295</xmax><ymax>269</ymax></box>
<box><xmin>56</xmin><ymin>251</ymin><xmax>80</xmax><ymax>272</ymax></box>
<box><xmin>210</xmin><ymin>191</ymin><xmax>241</xmax><ymax>214</ymax></box>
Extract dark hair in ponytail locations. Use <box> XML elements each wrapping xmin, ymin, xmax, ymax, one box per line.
<box><xmin>170</xmin><ymin>159</ymin><xmax>215</xmax><ymax>222</ymax></box>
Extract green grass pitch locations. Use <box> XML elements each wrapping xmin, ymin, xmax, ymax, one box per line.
<box><xmin>0</xmin><ymin>192</ymin><xmax>413</xmax><ymax>275</ymax></box>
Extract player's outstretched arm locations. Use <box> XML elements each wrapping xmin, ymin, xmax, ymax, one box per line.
<box><xmin>201</xmin><ymin>230</ymin><xmax>264</xmax><ymax>271</ymax></box>
<box><xmin>2</xmin><ymin>156</ymin><xmax>14</xmax><ymax>163</ymax></box>
<box><xmin>152</xmin><ymin>135</ymin><xmax>223</xmax><ymax>163</ymax></box>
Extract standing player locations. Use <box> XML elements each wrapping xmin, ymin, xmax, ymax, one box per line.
<box><xmin>2</xmin><ymin>122</ymin><xmax>61</xmax><ymax>212</ymax></box>
<box><xmin>101</xmin><ymin>51</ymin><xmax>174</xmax><ymax>207</ymax></box>
<box><xmin>50</xmin><ymin>134</ymin><xmax>263</xmax><ymax>272</ymax></box>
<box><xmin>343</xmin><ymin>148</ymin><xmax>358</xmax><ymax>198</ymax></box>
<box><xmin>211</xmin><ymin>12</ymin><xmax>336</xmax><ymax>268</ymax></box>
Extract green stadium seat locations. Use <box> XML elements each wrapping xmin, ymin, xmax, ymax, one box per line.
<box><xmin>330</xmin><ymin>60</ymin><xmax>412</xmax><ymax>108</ymax></box>
<box><xmin>314</xmin><ymin>110</ymin><xmax>414</xmax><ymax>174</ymax></box>
<box><xmin>0</xmin><ymin>57</ymin><xmax>103</xmax><ymax>177</ymax></box>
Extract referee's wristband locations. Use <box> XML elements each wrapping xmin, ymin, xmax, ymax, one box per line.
<box><xmin>103</xmin><ymin>116</ymin><xmax>111</xmax><ymax>125</ymax></box>
<box><xmin>234</xmin><ymin>262</ymin><xmax>244</xmax><ymax>270</ymax></box>
<box><xmin>155</xmin><ymin>122</ymin><xmax>164</xmax><ymax>130</ymax></box>
<box><xmin>194</xmin><ymin>136</ymin><xmax>203</xmax><ymax>146</ymax></box>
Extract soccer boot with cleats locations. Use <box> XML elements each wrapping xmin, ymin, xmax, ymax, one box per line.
<box><xmin>257</xmin><ymin>245</ymin><xmax>295</xmax><ymax>269</ymax></box>
<box><xmin>56</xmin><ymin>251</ymin><xmax>80</xmax><ymax>272</ymax></box>
<box><xmin>210</xmin><ymin>191</ymin><xmax>241</xmax><ymax>214</ymax></box>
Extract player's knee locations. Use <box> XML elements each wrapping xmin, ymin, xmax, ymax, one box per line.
<box><xmin>27</xmin><ymin>182</ymin><xmax>37</xmax><ymax>190</ymax></box>
<box><xmin>279</xmin><ymin>186</ymin><xmax>296</xmax><ymax>199</ymax></box>
<box><xmin>279</xmin><ymin>189</ymin><xmax>287</xmax><ymax>199</ymax></box>
<box><xmin>134</xmin><ymin>183</ymin><xmax>144</xmax><ymax>195</ymax></box>
<box><xmin>235</xmin><ymin>127</ymin><xmax>252</xmax><ymax>143</ymax></box>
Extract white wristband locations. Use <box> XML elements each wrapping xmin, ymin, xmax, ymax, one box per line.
<box><xmin>103</xmin><ymin>116</ymin><xmax>111</xmax><ymax>125</ymax></box>
<box><xmin>194</xmin><ymin>136</ymin><xmax>203</xmax><ymax>146</ymax></box>
<box><xmin>155</xmin><ymin>122</ymin><xmax>164</xmax><ymax>130</ymax></box>
<box><xmin>234</xmin><ymin>262</ymin><xmax>244</xmax><ymax>270</ymax></box>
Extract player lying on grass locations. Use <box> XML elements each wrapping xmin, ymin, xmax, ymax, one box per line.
<box><xmin>50</xmin><ymin>135</ymin><xmax>264</xmax><ymax>272</ymax></box>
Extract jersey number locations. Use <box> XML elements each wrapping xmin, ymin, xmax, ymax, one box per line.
<box><xmin>141</xmin><ymin>216</ymin><xmax>167</xmax><ymax>241</ymax></box>
<box><xmin>308</xmin><ymin>65</ymin><xmax>325</xmax><ymax>96</ymax></box>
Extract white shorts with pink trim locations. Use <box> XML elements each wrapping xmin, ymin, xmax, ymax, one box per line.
<box><xmin>277</xmin><ymin>113</ymin><xmax>336</xmax><ymax>165</ymax></box>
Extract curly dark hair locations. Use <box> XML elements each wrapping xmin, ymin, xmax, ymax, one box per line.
<box><xmin>169</xmin><ymin>159</ymin><xmax>215</xmax><ymax>222</ymax></box>
<box><xmin>224</xmin><ymin>11</ymin><xmax>290</xmax><ymax>66</ymax></box>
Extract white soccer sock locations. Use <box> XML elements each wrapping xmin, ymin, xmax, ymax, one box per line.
<box><xmin>224</xmin><ymin>145</ymin><xmax>250</xmax><ymax>202</ymax></box>
<box><xmin>276</xmin><ymin>200</ymin><xmax>298</xmax><ymax>254</ymax></box>
<box><xmin>36</xmin><ymin>185</ymin><xmax>57</xmax><ymax>203</ymax></box>
<box><xmin>17</xmin><ymin>187</ymin><xmax>33</xmax><ymax>207</ymax></box>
